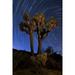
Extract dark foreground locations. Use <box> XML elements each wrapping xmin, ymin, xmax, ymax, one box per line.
<box><xmin>13</xmin><ymin>49</ymin><xmax>62</xmax><ymax>75</ymax></box>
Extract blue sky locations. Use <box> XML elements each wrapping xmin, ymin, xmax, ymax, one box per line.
<box><xmin>13</xmin><ymin>0</ymin><xmax>62</xmax><ymax>53</ymax></box>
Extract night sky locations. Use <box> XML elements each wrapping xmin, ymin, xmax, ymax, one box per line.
<box><xmin>13</xmin><ymin>0</ymin><xmax>62</xmax><ymax>54</ymax></box>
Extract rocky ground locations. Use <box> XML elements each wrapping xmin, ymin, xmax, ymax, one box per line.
<box><xmin>13</xmin><ymin>49</ymin><xmax>62</xmax><ymax>75</ymax></box>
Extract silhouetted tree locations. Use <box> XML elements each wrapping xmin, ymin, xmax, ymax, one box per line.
<box><xmin>45</xmin><ymin>47</ymin><xmax>54</xmax><ymax>55</ymax></box>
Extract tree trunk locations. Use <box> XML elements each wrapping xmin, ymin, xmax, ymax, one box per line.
<box><xmin>38</xmin><ymin>27</ymin><xmax>42</xmax><ymax>54</ymax></box>
<box><xmin>29</xmin><ymin>30</ymin><xmax>34</xmax><ymax>55</ymax></box>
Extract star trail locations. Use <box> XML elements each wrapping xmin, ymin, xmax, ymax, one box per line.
<box><xmin>13</xmin><ymin>0</ymin><xmax>62</xmax><ymax>54</ymax></box>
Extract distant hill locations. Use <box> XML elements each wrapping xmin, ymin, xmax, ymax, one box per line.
<box><xmin>13</xmin><ymin>49</ymin><xmax>62</xmax><ymax>75</ymax></box>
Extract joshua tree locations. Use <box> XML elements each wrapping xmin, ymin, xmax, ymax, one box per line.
<box><xmin>19</xmin><ymin>12</ymin><xmax>36</xmax><ymax>55</ymax></box>
<box><xmin>33</xmin><ymin>13</ymin><xmax>57</xmax><ymax>54</ymax></box>
<box><xmin>19</xmin><ymin>12</ymin><xmax>57</xmax><ymax>55</ymax></box>
<box><xmin>33</xmin><ymin>13</ymin><xmax>45</xmax><ymax>54</ymax></box>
